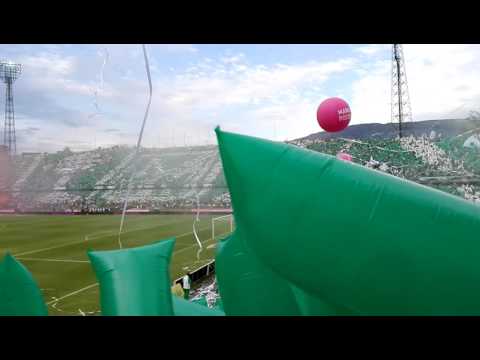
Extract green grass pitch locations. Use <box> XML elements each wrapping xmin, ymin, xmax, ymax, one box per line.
<box><xmin>0</xmin><ymin>214</ymin><xmax>232</xmax><ymax>315</ymax></box>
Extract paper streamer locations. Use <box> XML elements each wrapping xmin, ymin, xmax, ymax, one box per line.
<box><xmin>193</xmin><ymin>193</ymin><xmax>203</xmax><ymax>259</ymax></box>
<box><xmin>89</xmin><ymin>47</ymin><xmax>109</xmax><ymax>119</ymax></box>
<box><xmin>118</xmin><ymin>44</ymin><xmax>153</xmax><ymax>249</ymax></box>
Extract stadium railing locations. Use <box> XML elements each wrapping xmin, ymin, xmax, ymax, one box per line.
<box><xmin>174</xmin><ymin>260</ymin><xmax>215</xmax><ymax>287</ymax></box>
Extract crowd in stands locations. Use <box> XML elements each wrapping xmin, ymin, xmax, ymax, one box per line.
<box><xmin>293</xmin><ymin>133</ymin><xmax>480</xmax><ymax>204</ymax></box>
<box><xmin>9</xmin><ymin>145</ymin><xmax>231</xmax><ymax>212</ymax></box>
<box><xmin>7</xmin><ymin>133</ymin><xmax>480</xmax><ymax>211</ymax></box>
<box><xmin>400</xmin><ymin>135</ymin><xmax>458</xmax><ymax>173</ymax></box>
<box><xmin>14</xmin><ymin>193</ymin><xmax>232</xmax><ymax>213</ymax></box>
<box><xmin>461</xmin><ymin>185</ymin><xmax>480</xmax><ymax>203</ymax></box>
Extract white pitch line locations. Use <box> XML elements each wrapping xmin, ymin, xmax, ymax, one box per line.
<box><xmin>46</xmin><ymin>283</ymin><xmax>99</xmax><ymax>305</ymax></box>
<box><xmin>17</xmin><ymin>257</ymin><xmax>90</xmax><ymax>264</ymax></box>
<box><xmin>86</xmin><ymin>218</ymin><xmax>188</xmax><ymax>241</ymax></box>
<box><xmin>13</xmin><ymin>238</ymin><xmax>89</xmax><ymax>257</ymax></box>
<box><xmin>14</xmin><ymin>226</ymin><xmax>205</xmax><ymax>262</ymax></box>
<box><xmin>43</xmin><ymin>232</ymin><xmax>208</xmax><ymax>307</ymax></box>
<box><xmin>43</xmin><ymin>225</ymin><xmax>230</xmax><ymax>310</ymax></box>
<box><xmin>14</xmin><ymin>217</ymin><xmax>194</xmax><ymax>257</ymax></box>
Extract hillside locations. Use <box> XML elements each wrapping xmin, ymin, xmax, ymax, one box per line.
<box><xmin>297</xmin><ymin>119</ymin><xmax>480</xmax><ymax>141</ymax></box>
<box><xmin>9</xmin><ymin>119</ymin><xmax>480</xmax><ymax>211</ymax></box>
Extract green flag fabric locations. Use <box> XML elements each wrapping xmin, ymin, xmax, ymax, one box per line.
<box><xmin>88</xmin><ymin>239</ymin><xmax>176</xmax><ymax>316</ymax></box>
<box><xmin>215</xmin><ymin>127</ymin><xmax>480</xmax><ymax>315</ymax></box>
<box><xmin>88</xmin><ymin>238</ymin><xmax>224</xmax><ymax>316</ymax></box>
<box><xmin>0</xmin><ymin>253</ymin><xmax>48</xmax><ymax>316</ymax></box>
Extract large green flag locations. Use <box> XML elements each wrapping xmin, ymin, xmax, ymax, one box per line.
<box><xmin>215</xmin><ymin>127</ymin><xmax>480</xmax><ymax>315</ymax></box>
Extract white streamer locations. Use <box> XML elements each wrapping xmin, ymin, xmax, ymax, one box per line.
<box><xmin>118</xmin><ymin>44</ymin><xmax>153</xmax><ymax>249</ymax></box>
<box><xmin>195</xmin><ymin>193</ymin><xmax>200</xmax><ymax>222</ymax></box>
<box><xmin>89</xmin><ymin>47</ymin><xmax>109</xmax><ymax>119</ymax></box>
<box><xmin>193</xmin><ymin>193</ymin><xmax>203</xmax><ymax>259</ymax></box>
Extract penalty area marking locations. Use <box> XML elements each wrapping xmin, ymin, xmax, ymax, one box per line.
<box><xmin>46</xmin><ymin>283</ymin><xmax>99</xmax><ymax>305</ymax></box>
<box><xmin>84</xmin><ymin>217</ymin><xmax>189</xmax><ymax>241</ymax></box>
<box><xmin>13</xmin><ymin>238</ymin><xmax>90</xmax><ymax>257</ymax></box>
<box><xmin>44</xmin><ymin>227</ymin><xmax>232</xmax><ymax>312</ymax></box>
<box><xmin>43</xmin><ymin>232</ymin><xmax>204</xmax><ymax>309</ymax></box>
<box><xmin>14</xmin><ymin>217</ymin><xmax>196</xmax><ymax>257</ymax></box>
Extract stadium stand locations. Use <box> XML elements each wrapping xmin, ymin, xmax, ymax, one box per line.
<box><xmin>8</xmin><ymin>131</ymin><xmax>480</xmax><ymax>212</ymax></box>
<box><xmin>11</xmin><ymin>145</ymin><xmax>231</xmax><ymax>212</ymax></box>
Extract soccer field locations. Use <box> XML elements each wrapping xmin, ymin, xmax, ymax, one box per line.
<box><xmin>0</xmin><ymin>214</ymin><xmax>232</xmax><ymax>315</ymax></box>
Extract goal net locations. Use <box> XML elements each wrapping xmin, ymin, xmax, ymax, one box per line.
<box><xmin>212</xmin><ymin>214</ymin><xmax>235</xmax><ymax>240</ymax></box>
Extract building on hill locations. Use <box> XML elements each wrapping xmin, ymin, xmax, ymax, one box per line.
<box><xmin>463</xmin><ymin>134</ymin><xmax>480</xmax><ymax>149</ymax></box>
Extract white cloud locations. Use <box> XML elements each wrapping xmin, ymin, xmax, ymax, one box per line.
<box><xmin>351</xmin><ymin>59</ymin><xmax>391</xmax><ymax>124</ymax></box>
<box><xmin>355</xmin><ymin>44</ymin><xmax>390</xmax><ymax>56</ymax></box>
<box><xmin>351</xmin><ymin>44</ymin><xmax>480</xmax><ymax>125</ymax></box>
<box><xmin>156</xmin><ymin>44</ymin><xmax>199</xmax><ymax>53</ymax></box>
<box><xmin>161</xmin><ymin>56</ymin><xmax>356</xmax><ymax>110</ymax></box>
<box><xmin>20</xmin><ymin>44</ymin><xmax>480</xmax><ymax>152</ymax></box>
<box><xmin>19</xmin><ymin>52</ymin><xmax>99</xmax><ymax>97</ymax></box>
<box><xmin>405</xmin><ymin>44</ymin><xmax>480</xmax><ymax>119</ymax></box>
<box><xmin>234</xmin><ymin>98</ymin><xmax>325</xmax><ymax>141</ymax></box>
<box><xmin>82</xmin><ymin>52</ymin><xmax>359</xmax><ymax>149</ymax></box>
<box><xmin>220</xmin><ymin>53</ymin><xmax>246</xmax><ymax>64</ymax></box>
<box><xmin>21</xmin><ymin>53</ymin><xmax>75</xmax><ymax>76</ymax></box>
<box><xmin>134</xmin><ymin>54</ymin><xmax>358</xmax><ymax>145</ymax></box>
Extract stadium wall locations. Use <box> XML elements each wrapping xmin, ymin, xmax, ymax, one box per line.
<box><xmin>9</xmin><ymin>208</ymin><xmax>232</xmax><ymax>215</ymax></box>
<box><xmin>174</xmin><ymin>260</ymin><xmax>216</xmax><ymax>287</ymax></box>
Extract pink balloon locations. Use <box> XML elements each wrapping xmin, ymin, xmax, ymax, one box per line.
<box><xmin>317</xmin><ymin>97</ymin><xmax>351</xmax><ymax>132</ymax></box>
<box><xmin>336</xmin><ymin>152</ymin><xmax>352</xmax><ymax>162</ymax></box>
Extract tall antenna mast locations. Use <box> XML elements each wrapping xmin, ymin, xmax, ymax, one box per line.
<box><xmin>0</xmin><ymin>61</ymin><xmax>21</xmax><ymax>156</ymax></box>
<box><xmin>391</xmin><ymin>44</ymin><xmax>412</xmax><ymax>138</ymax></box>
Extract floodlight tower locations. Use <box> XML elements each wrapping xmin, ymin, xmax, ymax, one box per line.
<box><xmin>391</xmin><ymin>44</ymin><xmax>412</xmax><ymax>138</ymax></box>
<box><xmin>0</xmin><ymin>61</ymin><xmax>22</xmax><ymax>155</ymax></box>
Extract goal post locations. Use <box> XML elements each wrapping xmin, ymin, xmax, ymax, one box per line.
<box><xmin>212</xmin><ymin>214</ymin><xmax>234</xmax><ymax>240</ymax></box>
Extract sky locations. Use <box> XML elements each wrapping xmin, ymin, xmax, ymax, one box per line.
<box><xmin>1</xmin><ymin>44</ymin><xmax>480</xmax><ymax>153</ymax></box>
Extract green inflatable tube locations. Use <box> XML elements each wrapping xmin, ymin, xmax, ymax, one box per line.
<box><xmin>0</xmin><ymin>253</ymin><xmax>48</xmax><ymax>316</ymax></box>
<box><xmin>215</xmin><ymin>127</ymin><xmax>480</xmax><ymax>315</ymax></box>
<box><xmin>88</xmin><ymin>239</ymin><xmax>176</xmax><ymax>316</ymax></box>
<box><xmin>216</xmin><ymin>214</ymin><xmax>351</xmax><ymax>316</ymax></box>
<box><xmin>89</xmin><ymin>238</ymin><xmax>224</xmax><ymax>316</ymax></box>
<box><xmin>214</xmin><ymin>298</ymin><xmax>224</xmax><ymax>312</ymax></box>
<box><xmin>216</xmin><ymin>233</ymin><xmax>304</xmax><ymax>315</ymax></box>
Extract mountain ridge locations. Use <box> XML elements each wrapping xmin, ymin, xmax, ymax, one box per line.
<box><xmin>295</xmin><ymin>118</ymin><xmax>480</xmax><ymax>142</ymax></box>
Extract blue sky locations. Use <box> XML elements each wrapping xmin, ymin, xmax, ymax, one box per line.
<box><xmin>1</xmin><ymin>44</ymin><xmax>480</xmax><ymax>152</ymax></box>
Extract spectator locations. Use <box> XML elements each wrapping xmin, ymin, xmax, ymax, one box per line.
<box><xmin>182</xmin><ymin>273</ymin><xmax>191</xmax><ymax>300</ymax></box>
